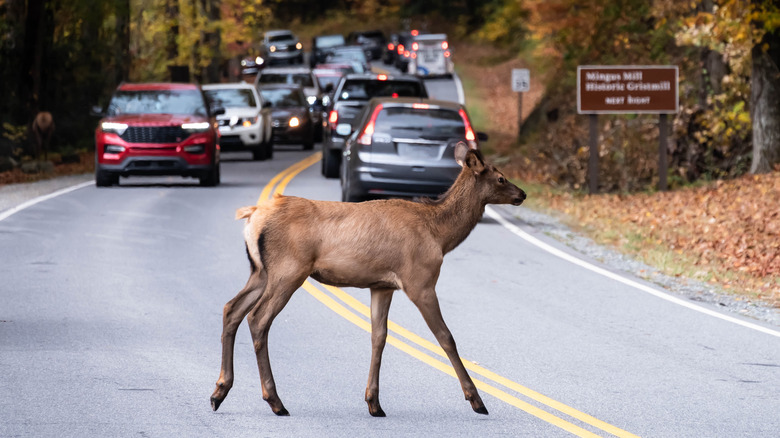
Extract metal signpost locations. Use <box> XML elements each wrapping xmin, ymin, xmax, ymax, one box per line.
<box><xmin>512</xmin><ymin>68</ymin><xmax>530</xmax><ymax>138</ymax></box>
<box><xmin>577</xmin><ymin>65</ymin><xmax>678</xmax><ymax>193</ymax></box>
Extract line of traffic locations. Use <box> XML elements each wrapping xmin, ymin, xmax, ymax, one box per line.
<box><xmin>263</xmin><ymin>153</ymin><xmax>639</xmax><ymax>438</ymax></box>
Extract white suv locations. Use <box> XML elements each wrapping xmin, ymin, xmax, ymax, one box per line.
<box><xmin>203</xmin><ymin>82</ymin><xmax>273</xmax><ymax>160</ymax></box>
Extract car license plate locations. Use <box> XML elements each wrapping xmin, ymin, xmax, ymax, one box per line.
<box><xmin>398</xmin><ymin>143</ymin><xmax>438</xmax><ymax>159</ymax></box>
<box><xmin>423</xmin><ymin>49</ymin><xmax>438</xmax><ymax>63</ymax></box>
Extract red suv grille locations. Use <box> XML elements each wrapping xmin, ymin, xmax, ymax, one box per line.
<box><xmin>120</xmin><ymin>126</ymin><xmax>187</xmax><ymax>143</ymax></box>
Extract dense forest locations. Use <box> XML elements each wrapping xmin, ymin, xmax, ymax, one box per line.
<box><xmin>1</xmin><ymin>0</ymin><xmax>778</xmax><ymax>189</ymax></box>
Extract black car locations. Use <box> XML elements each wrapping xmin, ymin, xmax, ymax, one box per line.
<box><xmin>346</xmin><ymin>30</ymin><xmax>386</xmax><ymax>61</ymax></box>
<box><xmin>257</xmin><ymin>84</ymin><xmax>315</xmax><ymax>150</ymax></box>
<box><xmin>393</xmin><ymin>32</ymin><xmax>415</xmax><ymax>73</ymax></box>
<box><xmin>310</xmin><ymin>34</ymin><xmax>345</xmax><ymax>68</ymax></box>
<box><xmin>341</xmin><ymin>97</ymin><xmax>486</xmax><ymax>202</ymax></box>
<box><xmin>321</xmin><ymin>73</ymin><xmax>428</xmax><ymax>178</ymax></box>
<box><xmin>240</xmin><ymin>54</ymin><xmax>265</xmax><ymax>76</ymax></box>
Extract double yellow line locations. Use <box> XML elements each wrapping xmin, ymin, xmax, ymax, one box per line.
<box><xmin>257</xmin><ymin>153</ymin><xmax>640</xmax><ymax>438</ymax></box>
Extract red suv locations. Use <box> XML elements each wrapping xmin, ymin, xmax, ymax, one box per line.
<box><xmin>94</xmin><ymin>83</ymin><xmax>222</xmax><ymax>186</ymax></box>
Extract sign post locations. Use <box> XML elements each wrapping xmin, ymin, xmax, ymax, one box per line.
<box><xmin>512</xmin><ymin>68</ymin><xmax>530</xmax><ymax>138</ymax></box>
<box><xmin>577</xmin><ymin>65</ymin><xmax>678</xmax><ymax>193</ymax></box>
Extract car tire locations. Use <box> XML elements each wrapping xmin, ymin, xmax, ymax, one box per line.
<box><xmin>252</xmin><ymin>148</ymin><xmax>266</xmax><ymax>161</ymax></box>
<box><xmin>95</xmin><ymin>169</ymin><xmax>118</xmax><ymax>187</ymax></box>
<box><xmin>341</xmin><ymin>182</ymin><xmax>364</xmax><ymax>203</ymax></box>
<box><xmin>322</xmin><ymin>148</ymin><xmax>340</xmax><ymax>178</ymax></box>
<box><xmin>199</xmin><ymin>164</ymin><xmax>220</xmax><ymax>186</ymax></box>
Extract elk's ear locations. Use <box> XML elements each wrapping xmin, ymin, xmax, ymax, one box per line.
<box><xmin>464</xmin><ymin>149</ymin><xmax>486</xmax><ymax>175</ymax></box>
<box><xmin>454</xmin><ymin>141</ymin><xmax>469</xmax><ymax>167</ymax></box>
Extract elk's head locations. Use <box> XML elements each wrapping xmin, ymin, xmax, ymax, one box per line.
<box><xmin>454</xmin><ymin>142</ymin><xmax>526</xmax><ymax>206</ymax></box>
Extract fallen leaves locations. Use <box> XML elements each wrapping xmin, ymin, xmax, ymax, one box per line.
<box><xmin>537</xmin><ymin>172</ymin><xmax>780</xmax><ymax>307</ymax></box>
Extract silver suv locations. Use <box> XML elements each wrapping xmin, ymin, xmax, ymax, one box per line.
<box><xmin>340</xmin><ymin>97</ymin><xmax>486</xmax><ymax>202</ymax></box>
<box><xmin>260</xmin><ymin>30</ymin><xmax>303</xmax><ymax>66</ymax></box>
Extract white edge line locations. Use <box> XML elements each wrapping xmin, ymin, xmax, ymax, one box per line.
<box><xmin>0</xmin><ymin>180</ymin><xmax>94</xmax><ymax>222</ymax></box>
<box><xmin>485</xmin><ymin>206</ymin><xmax>780</xmax><ymax>339</ymax></box>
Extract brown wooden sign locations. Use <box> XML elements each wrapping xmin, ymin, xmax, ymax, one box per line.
<box><xmin>577</xmin><ymin>66</ymin><xmax>678</xmax><ymax>114</ymax></box>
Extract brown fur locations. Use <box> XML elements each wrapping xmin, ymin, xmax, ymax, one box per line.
<box><xmin>210</xmin><ymin>142</ymin><xmax>526</xmax><ymax>417</ymax></box>
<box><xmin>31</xmin><ymin>111</ymin><xmax>55</xmax><ymax>160</ymax></box>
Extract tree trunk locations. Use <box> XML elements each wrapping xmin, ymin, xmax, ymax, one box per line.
<box><xmin>750</xmin><ymin>15</ymin><xmax>780</xmax><ymax>173</ymax></box>
<box><xmin>205</xmin><ymin>0</ymin><xmax>221</xmax><ymax>84</ymax></box>
<box><xmin>22</xmin><ymin>0</ymin><xmax>47</xmax><ymax>118</ymax></box>
<box><xmin>115</xmin><ymin>0</ymin><xmax>131</xmax><ymax>85</ymax></box>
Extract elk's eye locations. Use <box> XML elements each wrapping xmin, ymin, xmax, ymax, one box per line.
<box><xmin>498</xmin><ymin>177</ymin><xmax>505</xmax><ymax>184</ymax></box>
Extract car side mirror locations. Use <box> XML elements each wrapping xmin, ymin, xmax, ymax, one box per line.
<box><xmin>477</xmin><ymin>132</ymin><xmax>489</xmax><ymax>142</ymax></box>
<box><xmin>90</xmin><ymin>105</ymin><xmax>105</xmax><ymax>117</ymax></box>
<box><xmin>211</xmin><ymin>105</ymin><xmax>226</xmax><ymax>116</ymax></box>
<box><xmin>336</xmin><ymin>123</ymin><xmax>352</xmax><ymax>136</ymax></box>
<box><xmin>324</xmin><ymin>83</ymin><xmax>334</xmax><ymax>93</ymax></box>
<box><xmin>263</xmin><ymin>101</ymin><xmax>272</xmax><ymax>108</ymax></box>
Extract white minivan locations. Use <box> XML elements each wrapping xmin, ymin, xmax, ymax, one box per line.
<box><xmin>408</xmin><ymin>33</ymin><xmax>454</xmax><ymax>78</ymax></box>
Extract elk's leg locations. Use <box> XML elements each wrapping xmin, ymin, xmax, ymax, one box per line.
<box><xmin>211</xmin><ymin>270</ymin><xmax>267</xmax><ymax>411</ymax></box>
<box><xmin>246</xmin><ymin>273</ymin><xmax>307</xmax><ymax>416</ymax></box>
<box><xmin>365</xmin><ymin>288</ymin><xmax>393</xmax><ymax>417</ymax></box>
<box><xmin>408</xmin><ymin>290</ymin><xmax>488</xmax><ymax>415</ymax></box>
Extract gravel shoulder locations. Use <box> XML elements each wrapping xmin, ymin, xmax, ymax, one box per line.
<box><xmin>500</xmin><ymin>205</ymin><xmax>780</xmax><ymax>328</ymax></box>
<box><xmin>0</xmin><ymin>173</ymin><xmax>94</xmax><ymax>213</ymax></box>
<box><xmin>2</xmin><ymin>173</ymin><xmax>777</xmax><ymax>328</ymax></box>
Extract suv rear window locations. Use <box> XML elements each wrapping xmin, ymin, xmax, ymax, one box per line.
<box><xmin>338</xmin><ymin>80</ymin><xmax>426</xmax><ymax>101</ymax></box>
<box><xmin>374</xmin><ymin>107</ymin><xmax>465</xmax><ymax>139</ymax></box>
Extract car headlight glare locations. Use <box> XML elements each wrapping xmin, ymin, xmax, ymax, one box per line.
<box><xmin>289</xmin><ymin>117</ymin><xmax>300</xmax><ymax>128</ymax></box>
<box><xmin>306</xmin><ymin>95</ymin><xmax>317</xmax><ymax>105</ymax></box>
<box><xmin>104</xmin><ymin>144</ymin><xmax>125</xmax><ymax>153</ymax></box>
<box><xmin>296</xmin><ymin>42</ymin><xmax>302</xmax><ymax>50</ymax></box>
<box><xmin>182</xmin><ymin>122</ymin><xmax>210</xmax><ymax>132</ymax></box>
<box><xmin>102</xmin><ymin>122</ymin><xmax>128</xmax><ymax>135</ymax></box>
<box><xmin>270</xmin><ymin>45</ymin><xmax>277</xmax><ymax>52</ymax></box>
<box><xmin>255</xmin><ymin>56</ymin><xmax>263</xmax><ymax>64</ymax></box>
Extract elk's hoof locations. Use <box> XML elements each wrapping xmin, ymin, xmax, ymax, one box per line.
<box><xmin>369</xmin><ymin>406</ymin><xmax>386</xmax><ymax>417</ymax></box>
<box><xmin>274</xmin><ymin>406</ymin><xmax>290</xmax><ymax>416</ymax></box>
<box><xmin>211</xmin><ymin>396</ymin><xmax>223</xmax><ymax>412</ymax></box>
<box><xmin>473</xmin><ymin>405</ymin><xmax>489</xmax><ymax>415</ymax></box>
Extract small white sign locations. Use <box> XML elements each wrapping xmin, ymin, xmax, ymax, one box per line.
<box><xmin>512</xmin><ymin>68</ymin><xmax>530</xmax><ymax>92</ymax></box>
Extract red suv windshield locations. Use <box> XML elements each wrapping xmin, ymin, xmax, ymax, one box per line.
<box><xmin>107</xmin><ymin>89</ymin><xmax>208</xmax><ymax>116</ymax></box>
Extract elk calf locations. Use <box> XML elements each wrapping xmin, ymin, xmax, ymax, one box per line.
<box><xmin>211</xmin><ymin>142</ymin><xmax>526</xmax><ymax>417</ymax></box>
<box><xmin>31</xmin><ymin>111</ymin><xmax>55</xmax><ymax>160</ymax></box>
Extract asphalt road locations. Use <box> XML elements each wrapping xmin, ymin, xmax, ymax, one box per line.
<box><xmin>1</xmin><ymin>66</ymin><xmax>779</xmax><ymax>438</ymax></box>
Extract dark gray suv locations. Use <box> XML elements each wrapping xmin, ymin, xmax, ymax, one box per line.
<box><xmin>340</xmin><ymin>97</ymin><xmax>486</xmax><ymax>202</ymax></box>
<box><xmin>321</xmin><ymin>73</ymin><xmax>428</xmax><ymax>178</ymax></box>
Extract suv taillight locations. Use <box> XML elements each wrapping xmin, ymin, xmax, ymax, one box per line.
<box><xmin>357</xmin><ymin>104</ymin><xmax>383</xmax><ymax>146</ymax></box>
<box><xmin>458</xmin><ymin>108</ymin><xmax>478</xmax><ymax>149</ymax></box>
<box><xmin>328</xmin><ymin>110</ymin><xmax>338</xmax><ymax>127</ymax></box>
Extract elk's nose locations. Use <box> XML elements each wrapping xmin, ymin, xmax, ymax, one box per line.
<box><xmin>512</xmin><ymin>190</ymin><xmax>527</xmax><ymax>206</ymax></box>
